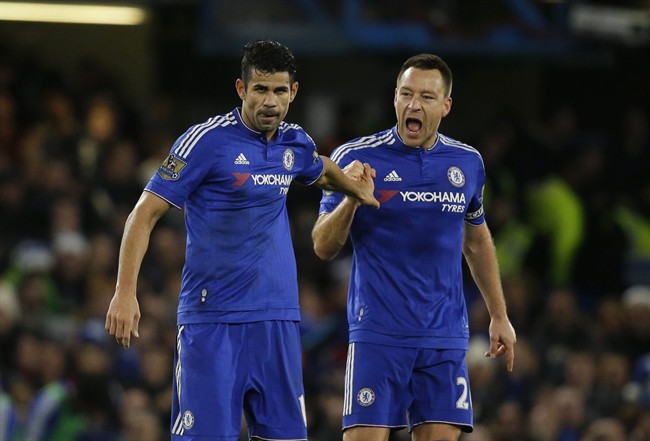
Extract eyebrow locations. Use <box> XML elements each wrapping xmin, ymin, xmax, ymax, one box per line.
<box><xmin>252</xmin><ymin>83</ymin><xmax>290</xmax><ymax>92</ymax></box>
<box><xmin>400</xmin><ymin>85</ymin><xmax>436</xmax><ymax>96</ymax></box>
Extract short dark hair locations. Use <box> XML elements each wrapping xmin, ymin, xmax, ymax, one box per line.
<box><xmin>397</xmin><ymin>54</ymin><xmax>453</xmax><ymax>97</ymax></box>
<box><xmin>241</xmin><ymin>40</ymin><xmax>297</xmax><ymax>85</ymax></box>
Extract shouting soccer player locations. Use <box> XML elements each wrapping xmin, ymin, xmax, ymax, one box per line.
<box><xmin>312</xmin><ymin>54</ymin><xmax>516</xmax><ymax>441</ymax></box>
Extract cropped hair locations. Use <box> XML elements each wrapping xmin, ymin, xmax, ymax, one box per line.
<box><xmin>397</xmin><ymin>54</ymin><xmax>453</xmax><ymax>97</ymax></box>
<box><xmin>241</xmin><ymin>40</ymin><xmax>297</xmax><ymax>85</ymax></box>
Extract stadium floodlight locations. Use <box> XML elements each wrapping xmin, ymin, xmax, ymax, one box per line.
<box><xmin>0</xmin><ymin>2</ymin><xmax>147</xmax><ymax>25</ymax></box>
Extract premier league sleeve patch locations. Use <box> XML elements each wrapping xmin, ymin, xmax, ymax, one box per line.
<box><xmin>158</xmin><ymin>154</ymin><xmax>187</xmax><ymax>180</ymax></box>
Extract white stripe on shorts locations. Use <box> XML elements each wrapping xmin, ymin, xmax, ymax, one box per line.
<box><xmin>344</xmin><ymin>342</ymin><xmax>355</xmax><ymax>416</ymax></box>
<box><xmin>172</xmin><ymin>325</ymin><xmax>185</xmax><ymax>435</ymax></box>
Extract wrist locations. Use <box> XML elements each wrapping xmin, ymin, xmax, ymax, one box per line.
<box><xmin>489</xmin><ymin>309</ymin><xmax>508</xmax><ymax>321</ymax></box>
<box><xmin>344</xmin><ymin>196</ymin><xmax>361</xmax><ymax>209</ymax></box>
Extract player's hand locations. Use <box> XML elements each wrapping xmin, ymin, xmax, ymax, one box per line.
<box><xmin>348</xmin><ymin>161</ymin><xmax>379</xmax><ymax>208</ymax></box>
<box><xmin>342</xmin><ymin>160</ymin><xmax>365</xmax><ymax>181</ymax></box>
<box><xmin>485</xmin><ymin>315</ymin><xmax>516</xmax><ymax>372</ymax></box>
<box><xmin>105</xmin><ymin>293</ymin><xmax>141</xmax><ymax>348</ymax></box>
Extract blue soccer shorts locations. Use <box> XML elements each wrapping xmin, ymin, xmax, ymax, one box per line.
<box><xmin>342</xmin><ymin>341</ymin><xmax>473</xmax><ymax>433</ymax></box>
<box><xmin>170</xmin><ymin>321</ymin><xmax>307</xmax><ymax>441</ymax></box>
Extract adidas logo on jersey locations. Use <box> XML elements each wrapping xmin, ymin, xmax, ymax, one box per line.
<box><xmin>234</xmin><ymin>153</ymin><xmax>249</xmax><ymax>165</ymax></box>
<box><xmin>384</xmin><ymin>170</ymin><xmax>402</xmax><ymax>182</ymax></box>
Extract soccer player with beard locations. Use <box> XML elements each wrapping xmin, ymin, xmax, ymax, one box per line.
<box><xmin>105</xmin><ymin>40</ymin><xmax>379</xmax><ymax>441</ymax></box>
<box><xmin>312</xmin><ymin>54</ymin><xmax>516</xmax><ymax>441</ymax></box>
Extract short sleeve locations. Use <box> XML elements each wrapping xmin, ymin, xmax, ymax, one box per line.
<box><xmin>145</xmin><ymin>125</ymin><xmax>213</xmax><ymax>208</ymax></box>
<box><xmin>318</xmin><ymin>148</ymin><xmax>355</xmax><ymax>215</ymax></box>
<box><xmin>293</xmin><ymin>131</ymin><xmax>325</xmax><ymax>186</ymax></box>
<box><xmin>465</xmin><ymin>156</ymin><xmax>486</xmax><ymax>225</ymax></box>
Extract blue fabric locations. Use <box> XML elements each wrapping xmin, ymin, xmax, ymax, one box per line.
<box><xmin>145</xmin><ymin>108</ymin><xmax>324</xmax><ymax>325</ymax></box>
<box><xmin>171</xmin><ymin>321</ymin><xmax>307</xmax><ymax>440</ymax></box>
<box><xmin>320</xmin><ymin>128</ymin><xmax>485</xmax><ymax>349</ymax></box>
<box><xmin>342</xmin><ymin>342</ymin><xmax>472</xmax><ymax>432</ymax></box>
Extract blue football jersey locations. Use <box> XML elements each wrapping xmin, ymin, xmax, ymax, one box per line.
<box><xmin>146</xmin><ymin>108</ymin><xmax>324</xmax><ymax>324</ymax></box>
<box><xmin>320</xmin><ymin>127</ymin><xmax>485</xmax><ymax>349</ymax></box>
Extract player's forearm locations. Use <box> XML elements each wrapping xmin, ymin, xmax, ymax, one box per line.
<box><xmin>463</xmin><ymin>227</ymin><xmax>508</xmax><ymax>318</ymax></box>
<box><xmin>115</xmin><ymin>212</ymin><xmax>154</xmax><ymax>297</ymax></box>
<box><xmin>312</xmin><ymin>198</ymin><xmax>359</xmax><ymax>261</ymax></box>
<box><xmin>469</xmin><ymin>258</ymin><xmax>507</xmax><ymax>318</ymax></box>
<box><xmin>317</xmin><ymin>157</ymin><xmax>363</xmax><ymax>199</ymax></box>
<box><xmin>115</xmin><ymin>195</ymin><xmax>167</xmax><ymax>297</ymax></box>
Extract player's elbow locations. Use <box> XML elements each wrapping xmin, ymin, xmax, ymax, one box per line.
<box><xmin>312</xmin><ymin>230</ymin><xmax>340</xmax><ymax>261</ymax></box>
<box><xmin>313</xmin><ymin>241</ymin><xmax>338</xmax><ymax>261</ymax></box>
<box><xmin>462</xmin><ymin>241</ymin><xmax>473</xmax><ymax>258</ymax></box>
<box><xmin>312</xmin><ymin>215</ymin><xmax>343</xmax><ymax>260</ymax></box>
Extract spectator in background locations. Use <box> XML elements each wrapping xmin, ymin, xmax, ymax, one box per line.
<box><xmin>552</xmin><ymin>386</ymin><xmax>587</xmax><ymax>441</ymax></box>
<box><xmin>531</xmin><ymin>288</ymin><xmax>594</xmax><ymax>382</ymax></box>
<box><xmin>0</xmin><ymin>88</ymin><xmax>23</xmax><ymax>167</ymax></box>
<box><xmin>619</xmin><ymin>286</ymin><xmax>650</xmax><ymax>363</ymax></box>
<box><xmin>490</xmin><ymin>400</ymin><xmax>533</xmax><ymax>441</ymax></box>
<box><xmin>581</xmin><ymin>417</ymin><xmax>627</xmax><ymax>441</ymax></box>
<box><xmin>629</xmin><ymin>410</ymin><xmax>650</xmax><ymax>441</ymax></box>
<box><xmin>527</xmin><ymin>144</ymin><xmax>590</xmax><ymax>288</ymax></box>
<box><xmin>0</xmin><ymin>170</ymin><xmax>29</xmax><ymax>267</ymax></box>
<box><xmin>591</xmin><ymin>352</ymin><xmax>631</xmax><ymax>420</ymax></box>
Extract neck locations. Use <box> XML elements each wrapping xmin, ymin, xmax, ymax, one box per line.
<box><xmin>395</xmin><ymin>128</ymin><xmax>438</xmax><ymax>150</ymax></box>
<box><xmin>423</xmin><ymin>133</ymin><xmax>438</xmax><ymax>150</ymax></box>
<box><xmin>265</xmin><ymin>130</ymin><xmax>278</xmax><ymax>141</ymax></box>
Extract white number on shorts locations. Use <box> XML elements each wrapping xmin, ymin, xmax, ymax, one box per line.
<box><xmin>455</xmin><ymin>377</ymin><xmax>470</xmax><ymax>410</ymax></box>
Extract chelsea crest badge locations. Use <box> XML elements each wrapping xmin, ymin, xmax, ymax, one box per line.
<box><xmin>283</xmin><ymin>149</ymin><xmax>295</xmax><ymax>171</ymax></box>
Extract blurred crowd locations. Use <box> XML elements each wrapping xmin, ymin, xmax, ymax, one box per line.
<box><xmin>1</xmin><ymin>44</ymin><xmax>649</xmax><ymax>441</ymax></box>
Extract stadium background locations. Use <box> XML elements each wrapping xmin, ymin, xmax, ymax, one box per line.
<box><xmin>0</xmin><ymin>1</ymin><xmax>649</xmax><ymax>440</ymax></box>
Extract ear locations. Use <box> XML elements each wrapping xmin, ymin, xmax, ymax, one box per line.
<box><xmin>235</xmin><ymin>79</ymin><xmax>246</xmax><ymax>100</ymax></box>
<box><xmin>393</xmin><ymin>88</ymin><xmax>398</xmax><ymax>105</ymax></box>
<box><xmin>289</xmin><ymin>81</ymin><xmax>299</xmax><ymax>103</ymax></box>
<box><xmin>442</xmin><ymin>97</ymin><xmax>452</xmax><ymax>118</ymax></box>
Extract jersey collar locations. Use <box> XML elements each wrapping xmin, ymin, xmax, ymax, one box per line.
<box><xmin>391</xmin><ymin>126</ymin><xmax>441</xmax><ymax>153</ymax></box>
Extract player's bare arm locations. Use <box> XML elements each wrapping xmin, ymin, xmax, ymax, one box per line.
<box><xmin>105</xmin><ymin>191</ymin><xmax>171</xmax><ymax>348</ymax></box>
<box><xmin>312</xmin><ymin>199</ymin><xmax>360</xmax><ymax>261</ymax></box>
<box><xmin>462</xmin><ymin>222</ymin><xmax>517</xmax><ymax>372</ymax></box>
<box><xmin>316</xmin><ymin>156</ymin><xmax>379</xmax><ymax>208</ymax></box>
<box><xmin>312</xmin><ymin>161</ymin><xmax>367</xmax><ymax>260</ymax></box>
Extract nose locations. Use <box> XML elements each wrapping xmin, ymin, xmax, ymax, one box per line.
<box><xmin>262</xmin><ymin>92</ymin><xmax>277</xmax><ymax>107</ymax></box>
<box><xmin>407</xmin><ymin>97</ymin><xmax>421</xmax><ymax>110</ymax></box>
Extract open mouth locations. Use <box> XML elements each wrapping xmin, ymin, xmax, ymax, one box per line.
<box><xmin>406</xmin><ymin>117</ymin><xmax>422</xmax><ymax>134</ymax></box>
